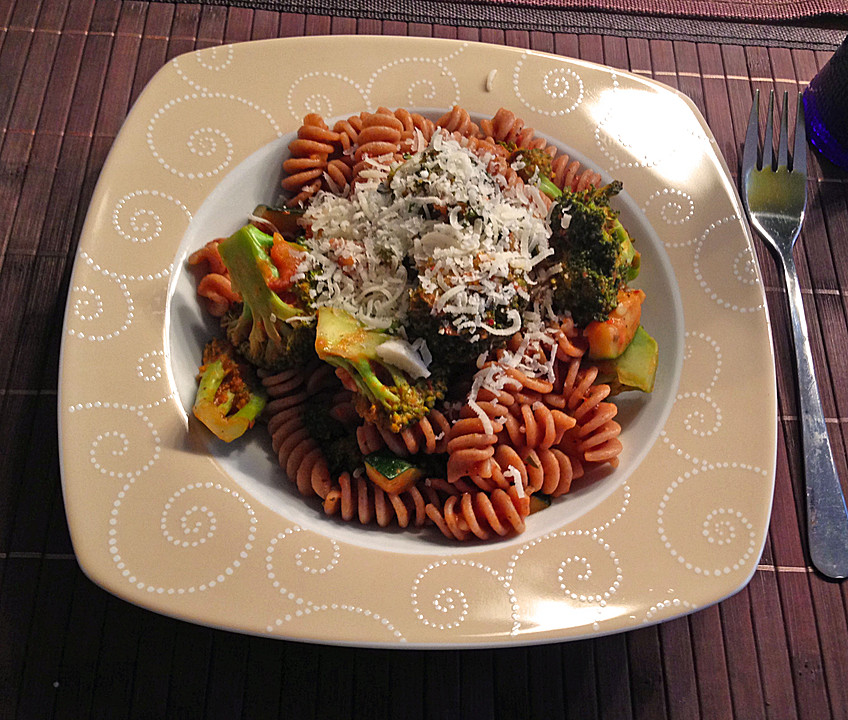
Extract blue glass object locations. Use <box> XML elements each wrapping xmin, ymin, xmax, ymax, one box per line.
<box><xmin>803</xmin><ymin>36</ymin><xmax>848</xmax><ymax>172</ymax></box>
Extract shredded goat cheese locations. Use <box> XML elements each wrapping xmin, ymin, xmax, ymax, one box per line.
<box><xmin>298</xmin><ymin>132</ymin><xmax>553</xmax><ymax>338</ymax></box>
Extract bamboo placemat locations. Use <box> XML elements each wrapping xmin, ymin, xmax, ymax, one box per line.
<box><xmin>1</xmin><ymin>1</ymin><xmax>848</xmax><ymax>718</ymax></box>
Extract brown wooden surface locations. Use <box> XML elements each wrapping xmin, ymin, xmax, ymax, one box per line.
<box><xmin>1</xmin><ymin>2</ymin><xmax>848</xmax><ymax>718</ymax></box>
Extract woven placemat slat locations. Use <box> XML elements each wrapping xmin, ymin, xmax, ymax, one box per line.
<box><xmin>39</xmin><ymin>0</ymin><xmax>73</xmax><ymax>30</ymax></box>
<box><xmin>602</xmin><ymin>35</ymin><xmax>629</xmax><ymax>72</ymax></box>
<box><xmin>559</xmin><ymin>640</ymin><xmax>599</xmax><ymax>716</ymax></box>
<box><xmin>658</xmin><ymin>618</ymin><xmax>700</xmax><ymax>717</ymax></box>
<box><xmin>0</xmin><ymin>558</ymin><xmax>42</xmax><ymax>713</ymax></box>
<box><xmin>690</xmin><ymin>606</ymin><xmax>735</xmax><ymax>715</ymax></box>
<box><xmin>14</xmin><ymin>559</ymin><xmax>78</xmax><ymax>720</ymax></box>
<box><xmin>649</xmin><ymin>39</ymin><xmax>678</xmax><ymax>92</ymax></box>
<box><xmin>167</xmin><ymin>4</ymin><xmax>202</xmax><ymax>60</ymax></box>
<box><xmin>808</xmin><ymin>578</ymin><xmax>848</xmax><ymax>717</ymax></box>
<box><xmin>0</xmin><ymin>393</ymin><xmax>40</xmax><ymax>553</ymax></box>
<box><xmin>698</xmin><ymin>44</ymin><xmax>741</xmax><ymax>170</ymax></box>
<box><xmin>673</xmin><ymin>42</ymin><xmax>708</xmax><ymax>119</ymax></box>
<box><xmin>278</xmin><ymin>12</ymin><xmax>305</xmax><ymax>37</ymax></box>
<box><xmin>87</xmin><ymin>595</ymin><xmax>145</xmax><ymax>715</ymax></box>
<box><xmin>252</xmin><ymin>9</ymin><xmax>281</xmax><ymax>39</ymax></box>
<box><xmin>594</xmin><ymin>634</ymin><xmax>633</xmax><ymax>718</ymax></box>
<box><xmin>130</xmin><ymin>3</ymin><xmax>175</xmax><ymax>107</ymax></box>
<box><xmin>197</xmin><ymin>3</ymin><xmax>227</xmax><ymax>47</ymax></box>
<box><xmin>240</xmin><ymin>639</ymin><xmax>285</xmax><ymax>716</ymax></box>
<box><xmin>7</xmin><ymin>381</ymin><xmax>62</xmax><ymax>557</ymax></box>
<box><xmin>93</xmin><ymin>9</ymin><xmax>144</xmax><ymax>139</ymax></box>
<box><xmin>776</xmin><ymin>571</ymin><xmax>832</xmax><ymax>715</ymax></box>
<box><xmin>205</xmin><ymin>634</ymin><xmax>252</xmax><ymax>717</ymax></box>
<box><xmin>51</xmin><ymin>571</ymin><xmax>109</xmax><ymax>717</ymax></box>
<box><xmin>223</xmin><ymin>6</ymin><xmax>254</xmax><ymax>42</ymax></box>
<box><xmin>7</xmin><ymin>29</ymin><xmax>61</xmax><ymax>135</ymax></box>
<box><xmin>127</xmin><ymin>612</ymin><xmax>180</xmax><ymax>718</ymax></box>
<box><xmin>717</xmin><ymin>587</ymin><xmax>767</xmax><ymax>714</ymax></box>
<box><xmin>746</xmin><ymin>569</ymin><xmax>799</xmax><ymax>713</ymax></box>
<box><xmin>0</xmin><ymin>0</ymin><xmax>17</xmax><ymax>29</ymax></box>
<box><xmin>626</xmin><ymin>628</ymin><xmax>668</xmax><ymax>718</ymax></box>
<box><xmin>0</xmin><ymin>254</ymin><xmax>36</xmax><ymax>392</ymax></box>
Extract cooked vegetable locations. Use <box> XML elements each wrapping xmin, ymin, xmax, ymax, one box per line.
<box><xmin>528</xmin><ymin>493</ymin><xmax>552</xmax><ymax>514</ymax></box>
<box><xmin>364</xmin><ymin>451</ymin><xmax>424</xmax><ymax>494</ymax></box>
<box><xmin>218</xmin><ymin>224</ymin><xmax>316</xmax><ymax>371</ymax></box>
<box><xmin>596</xmin><ymin>325</ymin><xmax>658</xmax><ymax>394</ymax></box>
<box><xmin>546</xmin><ymin>181</ymin><xmax>641</xmax><ymax>326</ymax></box>
<box><xmin>250</xmin><ymin>204</ymin><xmax>304</xmax><ymax>238</ymax></box>
<box><xmin>315</xmin><ymin>307</ymin><xmax>446</xmax><ymax>433</ymax></box>
<box><xmin>585</xmin><ymin>288</ymin><xmax>645</xmax><ymax>360</ymax></box>
<box><xmin>192</xmin><ymin>339</ymin><xmax>266</xmax><ymax>442</ymax></box>
<box><xmin>508</xmin><ymin>146</ymin><xmax>563</xmax><ymax>199</ymax></box>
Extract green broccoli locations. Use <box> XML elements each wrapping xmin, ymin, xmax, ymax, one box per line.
<box><xmin>507</xmin><ymin>146</ymin><xmax>563</xmax><ymax>199</ymax></box>
<box><xmin>193</xmin><ymin>339</ymin><xmax>266</xmax><ymax>442</ymax></box>
<box><xmin>404</xmin><ymin>286</ymin><xmax>509</xmax><ymax>367</ymax></box>
<box><xmin>315</xmin><ymin>307</ymin><xmax>446</xmax><ymax>433</ymax></box>
<box><xmin>301</xmin><ymin>398</ymin><xmax>363</xmax><ymax>474</ymax></box>
<box><xmin>546</xmin><ymin>181</ymin><xmax>640</xmax><ymax>326</ymax></box>
<box><xmin>217</xmin><ymin>224</ymin><xmax>316</xmax><ymax>371</ymax></box>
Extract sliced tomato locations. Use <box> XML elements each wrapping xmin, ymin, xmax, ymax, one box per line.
<box><xmin>268</xmin><ymin>233</ymin><xmax>303</xmax><ymax>293</ymax></box>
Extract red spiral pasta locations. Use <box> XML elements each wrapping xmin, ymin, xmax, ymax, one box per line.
<box><xmin>188</xmin><ymin>239</ymin><xmax>240</xmax><ymax>317</ymax></box>
<box><xmin>425</xmin><ymin>486</ymin><xmax>530</xmax><ymax>541</ymax></box>
<box><xmin>263</xmin><ymin>364</ymin><xmax>339</xmax><ymax>499</ymax></box>
<box><xmin>282</xmin><ymin>114</ymin><xmax>339</xmax><ymax>206</ymax></box>
<box><xmin>323</xmin><ymin>472</ymin><xmax>440</xmax><ymax>528</ymax></box>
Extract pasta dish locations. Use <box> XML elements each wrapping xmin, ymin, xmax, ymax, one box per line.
<box><xmin>186</xmin><ymin>105</ymin><xmax>658</xmax><ymax>542</ymax></box>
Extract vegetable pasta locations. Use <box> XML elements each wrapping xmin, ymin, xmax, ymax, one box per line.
<box><xmin>188</xmin><ymin>105</ymin><xmax>658</xmax><ymax>542</ymax></box>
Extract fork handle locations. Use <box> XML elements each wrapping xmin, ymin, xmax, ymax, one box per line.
<box><xmin>781</xmin><ymin>247</ymin><xmax>848</xmax><ymax>579</ymax></box>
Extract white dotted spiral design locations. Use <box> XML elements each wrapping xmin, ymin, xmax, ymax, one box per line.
<box><xmin>693</xmin><ymin>216</ymin><xmax>763</xmax><ymax>313</ymax></box>
<box><xmin>645</xmin><ymin>598</ymin><xmax>694</xmax><ymax>622</ymax></box>
<box><xmin>67</xmin><ymin>273</ymin><xmax>133</xmax><ymax>343</ymax></box>
<box><xmin>69</xmin><ymin>404</ymin><xmax>161</xmax><ymax>480</ymax></box>
<box><xmin>412</xmin><ymin>559</ymin><xmax>519</xmax><ymax>634</ymax></box>
<box><xmin>161</xmin><ymin>489</ymin><xmax>218</xmax><ymax>548</ymax></box>
<box><xmin>642</xmin><ymin>188</ymin><xmax>695</xmax><ymax>240</ymax></box>
<box><xmin>683</xmin><ymin>332</ymin><xmax>722</xmax><ymax>393</ymax></box>
<box><xmin>135</xmin><ymin>351</ymin><xmax>164</xmax><ymax>384</ymax></box>
<box><xmin>512</xmin><ymin>54</ymin><xmax>583</xmax><ymax>116</ymax></box>
<box><xmin>147</xmin><ymin>93</ymin><xmax>282</xmax><ymax>179</ymax></box>
<box><xmin>110</xmin><ymin>190</ymin><xmax>191</xmax><ymax>278</ymax></box>
<box><xmin>173</xmin><ymin>46</ymin><xmax>235</xmax><ymax>93</ymax></box>
<box><xmin>265</xmin><ymin>528</ymin><xmax>341</xmax><ymax>596</ymax></box>
<box><xmin>266</xmin><ymin>604</ymin><xmax>404</xmax><ymax>641</ymax></box>
<box><xmin>110</xmin><ymin>480</ymin><xmax>257</xmax><ymax>595</ymax></box>
<box><xmin>286</xmin><ymin>71</ymin><xmax>366</xmax><ymax>120</ymax></box>
<box><xmin>675</xmin><ymin>392</ymin><xmax>722</xmax><ymax>438</ymax></box>
<box><xmin>366</xmin><ymin>57</ymin><xmax>460</xmax><ymax>110</ymax></box>
<box><xmin>657</xmin><ymin>464</ymin><xmax>763</xmax><ymax>576</ymax></box>
<box><xmin>595</xmin><ymin>81</ymin><xmax>709</xmax><ymax>171</ymax></box>
<box><xmin>508</xmin><ymin>531</ymin><xmax>622</xmax><ymax>608</ymax></box>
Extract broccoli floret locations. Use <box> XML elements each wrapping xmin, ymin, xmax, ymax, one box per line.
<box><xmin>315</xmin><ymin>307</ymin><xmax>446</xmax><ymax>433</ymax></box>
<box><xmin>404</xmin><ymin>287</ymin><xmax>508</xmax><ymax>366</ymax></box>
<box><xmin>301</xmin><ymin>399</ymin><xmax>363</xmax><ymax>474</ymax></box>
<box><xmin>218</xmin><ymin>224</ymin><xmax>316</xmax><ymax>371</ymax></box>
<box><xmin>546</xmin><ymin>181</ymin><xmax>640</xmax><ymax>326</ymax></box>
<box><xmin>508</xmin><ymin>146</ymin><xmax>563</xmax><ymax>200</ymax></box>
<box><xmin>192</xmin><ymin>339</ymin><xmax>266</xmax><ymax>442</ymax></box>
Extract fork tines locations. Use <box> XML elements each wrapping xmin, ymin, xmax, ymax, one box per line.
<box><xmin>743</xmin><ymin>89</ymin><xmax>807</xmax><ymax>175</ymax></box>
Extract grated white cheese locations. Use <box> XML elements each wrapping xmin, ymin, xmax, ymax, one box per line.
<box><xmin>299</xmin><ymin>132</ymin><xmax>553</xmax><ymax>343</ymax></box>
<box><xmin>504</xmin><ymin>464</ymin><xmax>525</xmax><ymax>498</ymax></box>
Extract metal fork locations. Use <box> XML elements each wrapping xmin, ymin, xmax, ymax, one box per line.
<box><xmin>742</xmin><ymin>89</ymin><xmax>848</xmax><ymax>580</ymax></box>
